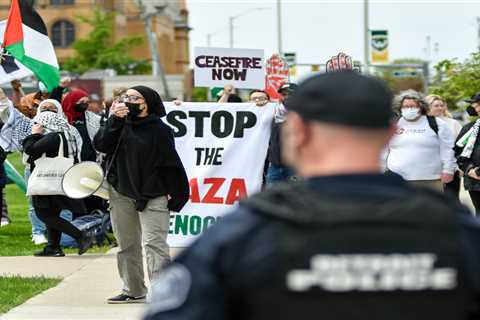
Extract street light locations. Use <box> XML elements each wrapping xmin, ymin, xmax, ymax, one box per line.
<box><xmin>229</xmin><ymin>7</ymin><xmax>270</xmax><ymax>48</ymax></box>
<box><xmin>206</xmin><ymin>27</ymin><xmax>227</xmax><ymax>47</ymax></box>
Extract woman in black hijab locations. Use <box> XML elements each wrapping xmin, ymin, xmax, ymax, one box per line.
<box><xmin>94</xmin><ymin>85</ymin><xmax>189</xmax><ymax>303</ymax></box>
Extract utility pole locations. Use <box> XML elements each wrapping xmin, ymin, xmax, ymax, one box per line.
<box><xmin>135</xmin><ymin>0</ymin><xmax>170</xmax><ymax>99</ymax></box>
<box><xmin>363</xmin><ymin>0</ymin><xmax>369</xmax><ymax>73</ymax></box>
<box><xmin>229</xmin><ymin>16</ymin><xmax>234</xmax><ymax>48</ymax></box>
<box><xmin>477</xmin><ymin>17</ymin><xmax>480</xmax><ymax>52</ymax></box>
<box><xmin>277</xmin><ymin>0</ymin><xmax>283</xmax><ymax>55</ymax></box>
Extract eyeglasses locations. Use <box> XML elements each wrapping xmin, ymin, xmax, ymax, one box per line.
<box><xmin>121</xmin><ymin>95</ymin><xmax>144</xmax><ymax>102</ymax></box>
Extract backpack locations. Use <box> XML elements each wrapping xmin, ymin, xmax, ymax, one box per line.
<box><xmin>60</xmin><ymin>210</ymin><xmax>113</xmax><ymax>248</ymax></box>
<box><xmin>427</xmin><ymin>115</ymin><xmax>439</xmax><ymax>135</ymax></box>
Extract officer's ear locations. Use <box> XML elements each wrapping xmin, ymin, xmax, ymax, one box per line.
<box><xmin>281</xmin><ymin>112</ymin><xmax>310</xmax><ymax>166</ymax></box>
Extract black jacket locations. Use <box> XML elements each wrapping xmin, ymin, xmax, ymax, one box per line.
<box><xmin>94</xmin><ymin>115</ymin><xmax>189</xmax><ymax>212</ymax></box>
<box><xmin>23</xmin><ymin>132</ymin><xmax>86</xmax><ymax>213</ymax></box>
<box><xmin>455</xmin><ymin>121</ymin><xmax>480</xmax><ymax>191</ymax></box>
<box><xmin>144</xmin><ymin>174</ymin><xmax>480</xmax><ymax>320</ymax></box>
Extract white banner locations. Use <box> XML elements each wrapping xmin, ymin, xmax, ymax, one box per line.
<box><xmin>193</xmin><ymin>47</ymin><xmax>265</xmax><ymax>89</ymax></box>
<box><xmin>164</xmin><ymin>102</ymin><xmax>275</xmax><ymax>247</ymax></box>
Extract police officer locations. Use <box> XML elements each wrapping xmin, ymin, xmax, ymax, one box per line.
<box><xmin>144</xmin><ymin>71</ymin><xmax>480</xmax><ymax>320</ymax></box>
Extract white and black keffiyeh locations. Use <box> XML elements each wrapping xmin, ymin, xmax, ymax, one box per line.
<box><xmin>33</xmin><ymin>111</ymin><xmax>80</xmax><ymax>159</ymax></box>
<box><xmin>456</xmin><ymin>119</ymin><xmax>480</xmax><ymax>159</ymax></box>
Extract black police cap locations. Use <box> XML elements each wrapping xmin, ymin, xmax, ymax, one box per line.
<box><xmin>285</xmin><ymin>71</ymin><xmax>394</xmax><ymax>128</ymax></box>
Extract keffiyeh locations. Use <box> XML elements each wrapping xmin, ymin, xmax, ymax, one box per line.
<box><xmin>456</xmin><ymin>119</ymin><xmax>480</xmax><ymax>159</ymax></box>
<box><xmin>33</xmin><ymin>111</ymin><xmax>80</xmax><ymax>159</ymax></box>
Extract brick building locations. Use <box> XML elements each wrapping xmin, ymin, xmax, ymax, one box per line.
<box><xmin>0</xmin><ymin>0</ymin><xmax>191</xmax><ymax>97</ymax></box>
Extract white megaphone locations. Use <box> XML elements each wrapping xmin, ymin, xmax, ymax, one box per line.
<box><xmin>62</xmin><ymin>161</ymin><xmax>109</xmax><ymax>200</ymax></box>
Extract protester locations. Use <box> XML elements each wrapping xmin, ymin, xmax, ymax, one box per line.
<box><xmin>427</xmin><ymin>94</ymin><xmax>463</xmax><ymax>198</ymax></box>
<box><xmin>455</xmin><ymin>92</ymin><xmax>480</xmax><ymax>213</ymax></box>
<box><xmin>249</xmin><ymin>90</ymin><xmax>270</xmax><ymax>107</ymax></box>
<box><xmin>0</xmin><ymin>90</ymin><xmax>82</xmax><ymax>245</ymax></box>
<box><xmin>145</xmin><ymin>71</ymin><xmax>480</xmax><ymax>320</ymax></box>
<box><xmin>218</xmin><ymin>84</ymin><xmax>243</xmax><ymax>103</ymax></box>
<box><xmin>94</xmin><ymin>85</ymin><xmax>189</xmax><ymax>304</ymax></box>
<box><xmin>0</xmin><ymin>147</ymin><xmax>7</xmax><ymax>227</ymax></box>
<box><xmin>23</xmin><ymin>111</ymin><xmax>93</xmax><ymax>257</ymax></box>
<box><xmin>266</xmin><ymin>83</ymin><xmax>297</xmax><ymax>185</ymax></box>
<box><xmin>385</xmin><ymin>89</ymin><xmax>456</xmax><ymax>192</ymax></box>
<box><xmin>11</xmin><ymin>80</ymin><xmax>49</xmax><ymax>119</ymax></box>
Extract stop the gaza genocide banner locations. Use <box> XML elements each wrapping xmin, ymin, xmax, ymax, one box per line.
<box><xmin>194</xmin><ymin>47</ymin><xmax>265</xmax><ymax>89</ymax></box>
<box><xmin>163</xmin><ymin>102</ymin><xmax>275</xmax><ymax>247</ymax></box>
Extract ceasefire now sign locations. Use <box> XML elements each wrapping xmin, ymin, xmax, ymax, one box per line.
<box><xmin>193</xmin><ymin>47</ymin><xmax>265</xmax><ymax>89</ymax></box>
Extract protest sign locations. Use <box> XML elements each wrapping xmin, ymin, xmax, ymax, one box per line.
<box><xmin>265</xmin><ymin>54</ymin><xmax>289</xmax><ymax>101</ymax></box>
<box><xmin>194</xmin><ymin>47</ymin><xmax>265</xmax><ymax>89</ymax></box>
<box><xmin>164</xmin><ymin>102</ymin><xmax>275</xmax><ymax>247</ymax></box>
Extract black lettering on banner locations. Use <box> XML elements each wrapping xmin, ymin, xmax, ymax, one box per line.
<box><xmin>165</xmin><ymin>110</ymin><xmax>258</xmax><ymax>138</ymax></box>
<box><xmin>234</xmin><ymin>111</ymin><xmax>257</xmax><ymax>138</ymax></box>
<box><xmin>189</xmin><ymin>111</ymin><xmax>210</xmax><ymax>137</ymax></box>
<box><xmin>166</xmin><ymin>111</ymin><xmax>187</xmax><ymax>137</ymax></box>
<box><xmin>194</xmin><ymin>147</ymin><xmax>224</xmax><ymax>166</ymax></box>
<box><xmin>212</xmin><ymin>111</ymin><xmax>234</xmax><ymax>138</ymax></box>
<box><xmin>212</xmin><ymin>69</ymin><xmax>222</xmax><ymax>80</ymax></box>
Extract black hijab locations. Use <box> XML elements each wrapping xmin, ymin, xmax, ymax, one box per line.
<box><xmin>130</xmin><ymin>85</ymin><xmax>166</xmax><ymax>117</ymax></box>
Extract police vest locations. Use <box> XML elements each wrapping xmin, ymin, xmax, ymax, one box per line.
<box><xmin>238</xmin><ymin>181</ymin><xmax>476</xmax><ymax>320</ymax></box>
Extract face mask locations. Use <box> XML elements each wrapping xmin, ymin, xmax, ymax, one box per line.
<box><xmin>125</xmin><ymin>102</ymin><xmax>144</xmax><ymax>118</ymax></box>
<box><xmin>466</xmin><ymin>105</ymin><xmax>478</xmax><ymax>116</ymax></box>
<box><xmin>74</xmin><ymin>102</ymin><xmax>89</xmax><ymax>112</ymax></box>
<box><xmin>401</xmin><ymin>107</ymin><xmax>420</xmax><ymax>120</ymax></box>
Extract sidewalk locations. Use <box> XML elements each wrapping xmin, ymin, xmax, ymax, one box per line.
<box><xmin>0</xmin><ymin>249</ymin><xmax>148</xmax><ymax>320</ymax></box>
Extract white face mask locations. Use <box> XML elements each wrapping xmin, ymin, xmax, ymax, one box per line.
<box><xmin>401</xmin><ymin>107</ymin><xmax>420</xmax><ymax>120</ymax></box>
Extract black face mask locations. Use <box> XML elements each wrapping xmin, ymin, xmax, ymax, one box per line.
<box><xmin>466</xmin><ymin>105</ymin><xmax>478</xmax><ymax>116</ymax></box>
<box><xmin>125</xmin><ymin>102</ymin><xmax>144</xmax><ymax>118</ymax></box>
<box><xmin>74</xmin><ymin>102</ymin><xmax>89</xmax><ymax>112</ymax></box>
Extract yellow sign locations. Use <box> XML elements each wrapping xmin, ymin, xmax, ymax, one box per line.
<box><xmin>371</xmin><ymin>30</ymin><xmax>389</xmax><ymax>64</ymax></box>
<box><xmin>311</xmin><ymin>65</ymin><xmax>320</xmax><ymax>72</ymax></box>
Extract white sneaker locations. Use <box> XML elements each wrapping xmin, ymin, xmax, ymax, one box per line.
<box><xmin>32</xmin><ymin>234</ymin><xmax>48</xmax><ymax>245</ymax></box>
<box><xmin>0</xmin><ymin>218</ymin><xmax>9</xmax><ymax>227</ymax></box>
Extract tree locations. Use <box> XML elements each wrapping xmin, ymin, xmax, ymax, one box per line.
<box><xmin>62</xmin><ymin>9</ymin><xmax>150</xmax><ymax>75</ymax></box>
<box><xmin>430</xmin><ymin>53</ymin><xmax>480</xmax><ymax>110</ymax></box>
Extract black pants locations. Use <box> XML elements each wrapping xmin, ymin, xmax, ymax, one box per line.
<box><xmin>444</xmin><ymin>171</ymin><xmax>461</xmax><ymax>200</ymax></box>
<box><xmin>35</xmin><ymin>205</ymin><xmax>82</xmax><ymax>249</ymax></box>
<box><xmin>468</xmin><ymin>191</ymin><xmax>480</xmax><ymax>215</ymax></box>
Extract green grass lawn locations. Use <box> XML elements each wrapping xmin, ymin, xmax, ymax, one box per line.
<box><xmin>0</xmin><ymin>153</ymin><xmax>112</xmax><ymax>256</ymax></box>
<box><xmin>0</xmin><ymin>276</ymin><xmax>61</xmax><ymax>314</ymax></box>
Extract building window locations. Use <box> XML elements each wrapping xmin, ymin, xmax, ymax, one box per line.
<box><xmin>52</xmin><ymin>20</ymin><xmax>75</xmax><ymax>48</ymax></box>
<box><xmin>50</xmin><ymin>0</ymin><xmax>75</xmax><ymax>5</ymax></box>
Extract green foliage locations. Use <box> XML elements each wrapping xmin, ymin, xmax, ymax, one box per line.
<box><xmin>0</xmin><ymin>276</ymin><xmax>61</xmax><ymax>313</ymax></box>
<box><xmin>62</xmin><ymin>9</ymin><xmax>151</xmax><ymax>75</ymax></box>
<box><xmin>191</xmin><ymin>87</ymin><xmax>209</xmax><ymax>102</ymax></box>
<box><xmin>430</xmin><ymin>52</ymin><xmax>480</xmax><ymax>110</ymax></box>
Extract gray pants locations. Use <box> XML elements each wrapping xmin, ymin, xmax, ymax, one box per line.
<box><xmin>109</xmin><ymin>188</ymin><xmax>171</xmax><ymax>297</ymax></box>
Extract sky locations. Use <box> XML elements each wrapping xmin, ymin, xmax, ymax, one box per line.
<box><xmin>185</xmin><ymin>0</ymin><xmax>480</xmax><ymax>77</ymax></box>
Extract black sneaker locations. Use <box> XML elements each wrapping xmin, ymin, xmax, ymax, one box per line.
<box><xmin>78</xmin><ymin>230</ymin><xmax>94</xmax><ymax>255</ymax></box>
<box><xmin>34</xmin><ymin>247</ymin><xmax>65</xmax><ymax>257</ymax></box>
<box><xmin>107</xmin><ymin>293</ymin><xmax>146</xmax><ymax>304</ymax></box>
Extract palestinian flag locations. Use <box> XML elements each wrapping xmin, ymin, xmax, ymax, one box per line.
<box><xmin>0</xmin><ymin>0</ymin><xmax>59</xmax><ymax>90</ymax></box>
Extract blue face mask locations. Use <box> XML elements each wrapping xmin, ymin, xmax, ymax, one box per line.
<box><xmin>401</xmin><ymin>107</ymin><xmax>419</xmax><ymax>120</ymax></box>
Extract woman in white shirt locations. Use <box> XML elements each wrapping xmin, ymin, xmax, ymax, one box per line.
<box><xmin>385</xmin><ymin>90</ymin><xmax>456</xmax><ymax>192</ymax></box>
<box><xmin>427</xmin><ymin>94</ymin><xmax>463</xmax><ymax>199</ymax></box>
